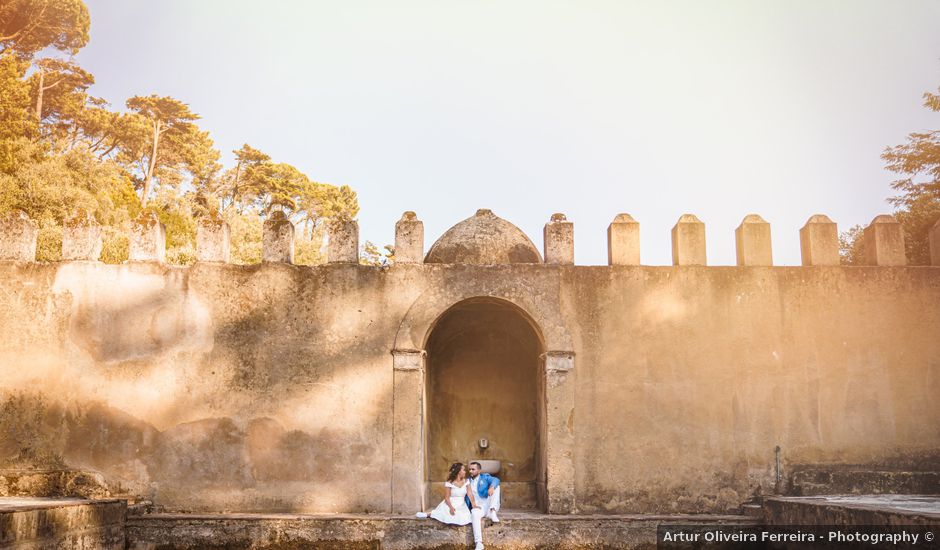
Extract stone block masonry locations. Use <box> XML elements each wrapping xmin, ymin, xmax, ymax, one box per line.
<box><xmin>0</xmin><ymin>208</ymin><xmax>937</xmax><ymax>517</ymax></box>
<box><xmin>0</xmin><ymin>498</ymin><xmax>125</xmax><ymax>549</ymax></box>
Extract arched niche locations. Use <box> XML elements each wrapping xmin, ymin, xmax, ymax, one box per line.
<box><xmin>425</xmin><ymin>297</ymin><xmax>545</xmax><ymax>510</ymax></box>
<box><xmin>391</xmin><ymin>291</ymin><xmax>576</xmax><ymax>514</ymax></box>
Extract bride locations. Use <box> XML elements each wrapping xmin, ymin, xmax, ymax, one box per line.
<box><xmin>427</xmin><ymin>462</ymin><xmax>486</xmax><ymax>549</ymax></box>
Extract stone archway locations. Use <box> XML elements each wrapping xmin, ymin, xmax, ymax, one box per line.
<box><xmin>391</xmin><ymin>290</ymin><xmax>576</xmax><ymax>514</ymax></box>
<box><xmin>424</xmin><ymin>297</ymin><xmax>545</xmax><ymax>510</ymax></box>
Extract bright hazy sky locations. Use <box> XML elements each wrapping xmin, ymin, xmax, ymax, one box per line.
<box><xmin>75</xmin><ymin>1</ymin><xmax>940</xmax><ymax>265</ymax></box>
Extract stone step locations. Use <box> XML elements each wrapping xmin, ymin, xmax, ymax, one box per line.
<box><xmin>125</xmin><ymin>512</ymin><xmax>760</xmax><ymax>549</ymax></box>
<box><xmin>0</xmin><ymin>497</ymin><xmax>125</xmax><ymax>549</ymax></box>
<box><xmin>763</xmin><ymin>495</ymin><xmax>940</xmax><ymax>526</ymax></box>
<box><xmin>789</xmin><ymin>469</ymin><xmax>940</xmax><ymax>496</ymax></box>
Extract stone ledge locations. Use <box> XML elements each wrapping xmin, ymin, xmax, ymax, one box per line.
<box><xmin>0</xmin><ymin>468</ymin><xmax>113</xmax><ymax>499</ymax></box>
<box><xmin>0</xmin><ymin>497</ymin><xmax>125</xmax><ymax>549</ymax></box>
<box><xmin>763</xmin><ymin>495</ymin><xmax>940</xmax><ymax>526</ymax></box>
<box><xmin>789</xmin><ymin>469</ymin><xmax>940</xmax><ymax>496</ymax></box>
<box><xmin>125</xmin><ymin>512</ymin><xmax>759</xmax><ymax>550</ymax></box>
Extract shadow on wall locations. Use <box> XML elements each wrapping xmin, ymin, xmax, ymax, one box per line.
<box><xmin>0</xmin><ymin>393</ymin><xmax>383</xmax><ymax>511</ymax></box>
<box><xmin>53</xmin><ymin>263</ymin><xmax>212</xmax><ymax>363</ymax></box>
<box><xmin>1</xmin><ymin>263</ymin><xmax>405</xmax><ymax>512</ymax></box>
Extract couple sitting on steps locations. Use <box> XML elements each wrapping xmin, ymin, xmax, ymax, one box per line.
<box><xmin>418</xmin><ymin>461</ymin><xmax>501</xmax><ymax>550</ymax></box>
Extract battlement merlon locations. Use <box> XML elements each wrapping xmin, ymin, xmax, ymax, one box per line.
<box><xmin>0</xmin><ymin>209</ymin><xmax>937</xmax><ymax>267</ymax></box>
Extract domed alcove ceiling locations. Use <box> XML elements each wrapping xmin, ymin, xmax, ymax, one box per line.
<box><xmin>424</xmin><ymin>209</ymin><xmax>542</xmax><ymax>264</ymax></box>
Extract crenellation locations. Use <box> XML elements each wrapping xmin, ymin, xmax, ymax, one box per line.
<box><xmin>544</xmin><ymin>213</ymin><xmax>574</xmax><ymax>265</ymax></box>
<box><xmin>607</xmin><ymin>213</ymin><xmax>640</xmax><ymax>266</ymax></box>
<box><xmin>0</xmin><ymin>208</ymin><xmax>936</xmax><ymax>267</ymax></box>
<box><xmin>863</xmin><ymin>214</ymin><xmax>906</xmax><ymax>266</ymax></box>
<box><xmin>799</xmin><ymin>214</ymin><xmax>839</xmax><ymax>266</ymax></box>
<box><xmin>671</xmin><ymin>214</ymin><xmax>706</xmax><ymax>266</ymax></box>
<box><xmin>735</xmin><ymin>214</ymin><xmax>773</xmax><ymax>266</ymax></box>
<box><xmin>196</xmin><ymin>216</ymin><xmax>231</xmax><ymax>263</ymax></box>
<box><xmin>394</xmin><ymin>211</ymin><xmax>424</xmax><ymax>264</ymax></box>
<box><xmin>62</xmin><ymin>210</ymin><xmax>103</xmax><ymax>261</ymax></box>
<box><xmin>328</xmin><ymin>218</ymin><xmax>359</xmax><ymax>263</ymax></box>
<box><xmin>128</xmin><ymin>210</ymin><xmax>166</xmax><ymax>262</ymax></box>
<box><xmin>262</xmin><ymin>211</ymin><xmax>295</xmax><ymax>263</ymax></box>
<box><xmin>0</xmin><ymin>210</ymin><xmax>38</xmax><ymax>261</ymax></box>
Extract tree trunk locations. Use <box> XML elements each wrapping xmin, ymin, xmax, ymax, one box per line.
<box><xmin>141</xmin><ymin>119</ymin><xmax>161</xmax><ymax>207</ymax></box>
<box><xmin>35</xmin><ymin>69</ymin><xmax>44</xmax><ymax>121</ymax></box>
<box><xmin>230</xmin><ymin>159</ymin><xmax>242</xmax><ymax>211</ymax></box>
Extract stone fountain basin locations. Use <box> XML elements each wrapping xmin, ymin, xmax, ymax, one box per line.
<box><xmin>471</xmin><ymin>459</ymin><xmax>500</xmax><ymax>475</ymax></box>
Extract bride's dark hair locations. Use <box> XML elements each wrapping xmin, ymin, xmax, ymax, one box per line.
<box><xmin>446</xmin><ymin>462</ymin><xmax>464</xmax><ymax>482</ymax></box>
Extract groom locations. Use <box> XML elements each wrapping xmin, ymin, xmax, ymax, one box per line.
<box><xmin>465</xmin><ymin>461</ymin><xmax>501</xmax><ymax>522</ymax></box>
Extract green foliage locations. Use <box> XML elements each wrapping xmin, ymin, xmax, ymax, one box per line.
<box><xmin>883</xmin><ymin>89</ymin><xmax>940</xmax><ymax>198</ymax></box>
<box><xmin>216</xmin><ymin>143</ymin><xmax>270</xmax><ymax>210</ymax></box>
<box><xmin>29</xmin><ymin>57</ymin><xmax>94</xmax><ymax>128</ymax></box>
<box><xmin>838</xmin><ymin>224</ymin><xmax>864</xmax><ymax>265</ymax></box>
<box><xmin>880</xmin><ymin>86</ymin><xmax>940</xmax><ymax>265</ymax></box>
<box><xmin>0</xmin><ymin>53</ymin><xmax>35</xmax><ymax>171</ymax></box>
<box><xmin>125</xmin><ymin>94</ymin><xmax>199</xmax><ymax>128</ymax></box>
<box><xmin>841</xmin><ymin>85</ymin><xmax>940</xmax><ymax>265</ymax></box>
<box><xmin>124</xmin><ymin>94</ymin><xmax>219</xmax><ymax>207</ymax></box>
<box><xmin>224</xmin><ymin>209</ymin><xmax>262</xmax><ymax>265</ymax></box>
<box><xmin>35</xmin><ymin>219</ymin><xmax>60</xmax><ymax>262</ymax></box>
<box><xmin>0</xmin><ymin>137</ymin><xmax>138</xmax><ymax>225</ymax></box>
<box><xmin>166</xmin><ymin>244</ymin><xmax>196</xmax><ymax>266</ymax></box>
<box><xmin>99</xmin><ymin>227</ymin><xmax>128</xmax><ymax>264</ymax></box>
<box><xmin>151</xmin><ymin>190</ymin><xmax>196</xmax><ymax>250</ymax></box>
<box><xmin>295</xmin><ymin>234</ymin><xmax>326</xmax><ymax>266</ymax></box>
<box><xmin>0</xmin><ymin>4</ymin><xmax>363</xmax><ymax>266</ymax></box>
<box><xmin>894</xmin><ymin>195</ymin><xmax>940</xmax><ymax>264</ymax></box>
<box><xmin>0</xmin><ymin>0</ymin><xmax>90</xmax><ymax>58</ymax></box>
<box><xmin>249</xmin><ymin>162</ymin><xmax>308</xmax><ymax>214</ymax></box>
<box><xmin>360</xmin><ymin>241</ymin><xmax>395</xmax><ymax>266</ymax></box>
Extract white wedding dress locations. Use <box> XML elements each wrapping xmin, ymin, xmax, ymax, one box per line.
<box><xmin>429</xmin><ymin>481</ymin><xmax>473</xmax><ymax>525</ymax></box>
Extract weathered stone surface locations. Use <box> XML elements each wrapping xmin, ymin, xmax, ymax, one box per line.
<box><xmin>763</xmin><ymin>496</ymin><xmax>940</xmax><ymax>527</ymax></box>
<box><xmin>0</xmin><ymin>210</ymin><xmax>37</xmax><ymax>261</ymax></box>
<box><xmin>391</xmin><ymin>351</ymin><xmax>425</xmax><ymax>514</ymax></box>
<box><xmin>0</xmin><ymin>469</ymin><xmax>112</xmax><ymax>499</ymax></box>
<box><xmin>607</xmin><ymin>213</ymin><xmax>640</xmax><ymax>266</ymax></box>
<box><xmin>394</xmin><ymin>212</ymin><xmax>424</xmax><ymax>264</ymax></box>
<box><xmin>799</xmin><ymin>214</ymin><xmax>839</xmax><ymax>266</ymax></box>
<box><xmin>423</xmin><ymin>300</ymin><xmax>543</xmax><ymax>510</ymax></box>
<box><xmin>125</xmin><ymin>512</ymin><xmax>759</xmax><ymax>550</ymax></box>
<box><xmin>671</xmin><ymin>213</ymin><xmax>706</xmax><ymax>265</ymax></box>
<box><xmin>262</xmin><ymin>211</ymin><xmax>294</xmax><ymax>263</ymax></box>
<box><xmin>425</xmin><ymin>209</ymin><xmax>541</xmax><ymax>264</ymax></box>
<box><xmin>930</xmin><ymin>217</ymin><xmax>940</xmax><ymax>266</ymax></box>
<box><xmin>788</xmin><ymin>468</ymin><xmax>940</xmax><ymax>496</ymax></box>
<box><xmin>544</xmin><ymin>352</ymin><xmax>576</xmax><ymax>514</ymax></box>
<box><xmin>196</xmin><ymin>217</ymin><xmax>230</xmax><ymax>263</ymax></box>
<box><xmin>544</xmin><ymin>213</ymin><xmax>574</xmax><ymax>265</ymax></box>
<box><xmin>329</xmin><ymin>219</ymin><xmax>360</xmax><ymax>264</ymax></box>
<box><xmin>62</xmin><ymin>210</ymin><xmax>102</xmax><ymax>261</ymax></box>
<box><xmin>863</xmin><ymin>214</ymin><xmax>906</xmax><ymax>266</ymax></box>
<box><xmin>129</xmin><ymin>211</ymin><xmax>166</xmax><ymax>262</ymax></box>
<box><xmin>0</xmin><ymin>498</ymin><xmax>125</xmax><ymax>549</ymax></box>
<box><xmin>735</xmin><ymin>214</ymin><xmax>772</xmax><ymax>266</ymax></box>
<box><xmin>1</xmin><ymin>246</ymin><xmax>940</xmax><ymax>515</ymax></box>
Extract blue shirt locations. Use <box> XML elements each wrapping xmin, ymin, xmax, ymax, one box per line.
<box><xmin>463</xmin><ymin>473</ymin><xmax>500</xmax><ymax>508</ymax></box>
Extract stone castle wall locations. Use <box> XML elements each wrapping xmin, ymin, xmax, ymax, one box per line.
<box><xmin>0</xmin><ymin>209</ymin><xmax>938</xmax><ymax>514</ymax></box>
